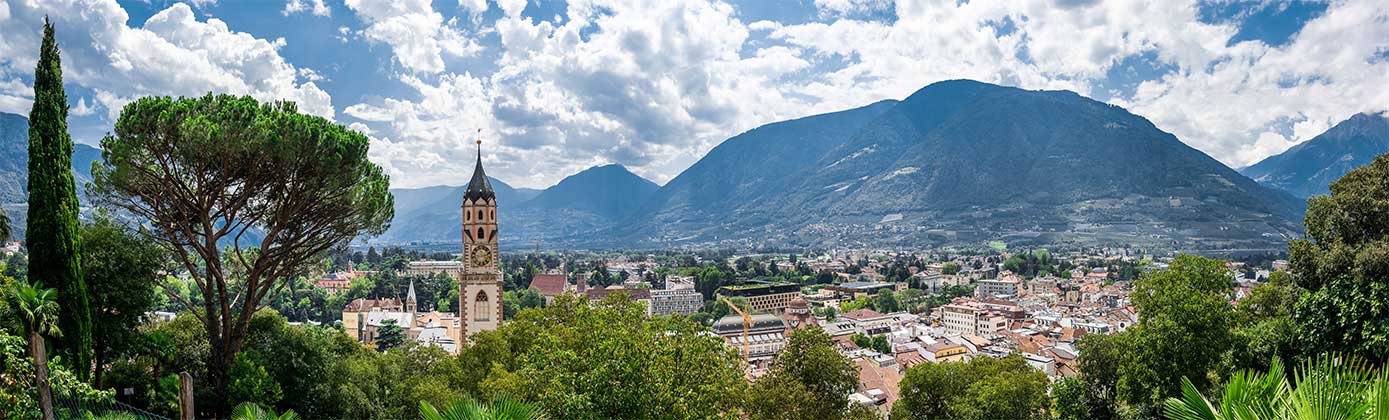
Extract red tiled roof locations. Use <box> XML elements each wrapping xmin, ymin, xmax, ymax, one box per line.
<box><xmin>531</xmin><ymin>274</ymin><xmax>568</xmax><ymax>297</ymax></box>
<box><xmin>842</xmin><ymin>309</ymin><xmax>885</xmax><ymax>320</ymax></box>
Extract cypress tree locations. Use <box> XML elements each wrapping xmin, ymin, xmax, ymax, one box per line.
<box><xmin>27</xmin><ymin>17</ymin><xmax>90</xmax><ymax>379</ymax></box>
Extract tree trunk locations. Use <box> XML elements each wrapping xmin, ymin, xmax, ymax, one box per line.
<box><xmin>93</xmin><ymin>340</ymin><xmax>106</xmax><ymax>389</ymax></box>
<box><xmin>30</xmin><ymin>331</ymin><xmax>54</xmax><ymax>420</ymax></box>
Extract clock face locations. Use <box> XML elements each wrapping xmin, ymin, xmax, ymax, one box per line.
<box><xmin>470</xmin><ymin>246</ymin><xmax>492</xmax><ymax>267</ymax></box>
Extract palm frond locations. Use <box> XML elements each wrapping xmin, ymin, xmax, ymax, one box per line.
<box><xmin>1165</xmin><ymin>376</ymin><xmax>1223</xmax><ymax>420</ymax></box>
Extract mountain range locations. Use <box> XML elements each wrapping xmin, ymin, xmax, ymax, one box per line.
<box><xmin>0</xmin><ymin>112</ymin><xmax>101</xmax><ymax>239</ymax></box>
<box><xmin>392</xmin><ymin>80</ymin><xmax>1312</xmax><ymax>250</ymax></box>
<box><xmin>7</xmin><ymin>80</ymin><xmax>1384</xmax><ymax>249</ymax></box>
<box><xmin>1240</xmin><ymin>112</ymin><xmax>1389</xmax><ymax>199</ymax></box>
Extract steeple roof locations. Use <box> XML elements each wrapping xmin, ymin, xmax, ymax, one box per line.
<box><xmin>464</xmin><ymin>134</ymin><xmax>495</xmax><ymax>203</ymax></box>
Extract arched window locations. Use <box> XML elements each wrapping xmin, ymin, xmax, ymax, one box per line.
<box><xmin>477</xmin><ymin>227</ymin><xmax>486</xmax><ymax>241</ymax></box>
<box><xmin>477</xmin><ymin>210</ymin><xmax>484</xmax><ymax>220</ymax></box>
<box><xmin>473</xmin><ymin>291</ymin><xmax>491</xmax><ymax>322</ymax></box>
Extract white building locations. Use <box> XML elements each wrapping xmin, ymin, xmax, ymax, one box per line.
<box><xmin>941</xmin><ymin>302</ymin><xmax>1008</xmax><ymax>336</ymax></box>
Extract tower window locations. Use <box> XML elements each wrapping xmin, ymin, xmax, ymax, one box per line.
<box><xmin>477</xmin><ymin>227</ymin><xmax>486</xmax><ymax>240</ymax></box>
<box><xmin>474</xmin><ymin>291</ymin><xmax>491</xmax><ymax>322</ymax></box>
<box><xmin>477</xmin><ymin>210</ymin><xmax>484</xmax><ymax>220</ymax></box>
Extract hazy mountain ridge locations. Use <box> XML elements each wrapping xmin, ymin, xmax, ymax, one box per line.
<box><xmin>1240</xmin><ymin>112</ymin><xmax>1389</xmax><ymax>198</ymax></box>
<box><xmin>379</xmin><ymin>164</ymin><xmax>655</xmax><ymax>245</ymax></box>
<box><xmin>1</xmin><ymin>112</ymin><xmax>103</xmax><ymax>239</ymax></box>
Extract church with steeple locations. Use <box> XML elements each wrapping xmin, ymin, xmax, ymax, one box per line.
<box><xmin>458</xmin><ymin>132</ymin><xmax>504</xmax><ymax>342</ymax></box>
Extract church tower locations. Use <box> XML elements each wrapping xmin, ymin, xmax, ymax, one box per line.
<box><xmin>459</xmin><ymin>133</ymin><xmax>503</xmax><ymax>341</ymax></box>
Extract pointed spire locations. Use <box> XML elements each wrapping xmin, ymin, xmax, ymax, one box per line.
<box><xmin>463</xmin><ymin>129</ymin><xmax>495</xmax><ymax>203</ymax></box>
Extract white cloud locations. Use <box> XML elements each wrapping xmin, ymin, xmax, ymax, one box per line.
<box><xmin>764</xmin><ymin>0</ymin><xmax>1389</xmax><ymax>168</ymax></box>
<box><xmin>814</xmin><ymin>0</ymin><xmax>894</xmax><ymax>17</ymax></box>
<box><xmin>0</xmin><ymin>0</ymin><xmax>334</xmax><ymax>122</ymax></box>
<box><xmin>283</xmin><ymin>0</ymin><xmax>331</xmax><ymax>17</ymax></box>
<box><xmin>70</xmin><ymin>97</ymin><xmax>96</xmax><ymax>116</ymax></box>
<box><xmin>344</xmin><ymin>0</ymin><xmax>482</xmax><ymax>74</ymax></box>
<box><xmin>349</xmin><ymin>0</ymin><xmax>831</xmax><ymax>188</ymax></box>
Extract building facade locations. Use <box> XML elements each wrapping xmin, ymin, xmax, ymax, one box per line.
<box><xmin>458</xmin><ymin>139</ymin><xmax>504</xmax><ymax>342</ymax></box>
<box><xmin>941</xmin><ymin>303</ymin><xmax>1007</xmax><ymax>336</ymax></box>
<box><xmin>649</xmin><ymin>288</ymin><xmax>704</xmax><ymax>316</ymax></box>
<box><xmin>717</xmin><ymin>283</ymin><xmax>800</xmax><ymax>313</ymax></box>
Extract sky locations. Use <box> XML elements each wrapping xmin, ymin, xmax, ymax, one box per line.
<box><xmin>0</xmin><ymin>0</ymin><xmax>1386</xmax><ymax>189</ymax></box>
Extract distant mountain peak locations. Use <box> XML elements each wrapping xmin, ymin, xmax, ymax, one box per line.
<box><xmin>1241</xmin><ymin>112</ymin><xmax>1389</xmax><ymax>198</ymax></box>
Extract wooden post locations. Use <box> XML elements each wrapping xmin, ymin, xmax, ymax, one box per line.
<box><xmin>178</xmin><ymin>371</ymin><xmax>194</xmax><ymax>420</ymax></box>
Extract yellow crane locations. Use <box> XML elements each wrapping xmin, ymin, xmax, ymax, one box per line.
<box><xmin>719</xmin><ymin>296</ymin><xmax>751</xmax><ymax>363</ymax></box>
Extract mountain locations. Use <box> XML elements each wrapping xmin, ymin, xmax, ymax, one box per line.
<box><xmin>380</xmin><ymin>177</ymin><xmax>541</xmax><ymax>244</ymax></box>
<box><xmin>519</xmin><ymin>164</ymin><xmax>658</xmax><ymax>219</ymax></box>
<box><xmin>1</xmin><ymin>112</ymin><xmax>103</xmax><ymax>239</ymax></box>
<box><xmin>616</xmin><ymin>80</ymin><xmax>1303</xmax><ymax>249</ymax></box>
<box><xmin>1240</xmin><ymin>112</ymin><xmax>1389</xmax><ymax>198</ymax></box>
<box><xmin>377</xmin><ymin>165</ymin><xmax>656</xmax><ymax>246</ymax></box>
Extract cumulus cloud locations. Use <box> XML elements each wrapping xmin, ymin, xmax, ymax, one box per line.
<box><xmin>344</xmin><ymin>0</ymin><xmax>482</xmax><ymax>74</ymax></box>
<box><xmin>0</xmin><ymin>0</ymin><xmax>334</xmax><ymax>121</ymax></box>
<box><xmin>347</xmin><ymin>0</ymin><xmax>830</xmax><ymax>188</ymax></box>
<box><xmin>283</xmin><ymin>0</ymin><xmax>331</xmax><ymax>17</ymax></box>
<box><xmin>766</xmin><ymin>0</ymin><xmax>1389</xmax><ymax>168</ymax></box>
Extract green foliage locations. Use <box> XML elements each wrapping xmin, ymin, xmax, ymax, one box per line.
<box><xmin>419</xmin><ymin>397</ymin><xmax>545</xmax><ymax>420</ymax></box>
<box><xmin>8</xmin><ymin>279</ymin><xmax>61</xmax><ymax>338</ymax></box>
<box><xmin>375</xmin><ymin>319</ymin><xmax>405</xmax><ymax>352</ymax></box>
<box><xmin>1051</xmin><ymin>377</ymin><xmax>1087</xmax><ymax>420</ymax></box>
<box><xmin>1072</xmin><ymin>333</ymin><xmax>1121</xmax><ymax>420</ymax></box>
<box><xmin>502</xmin><ymin>287</ymin><xmax>544</xmax><ymax>319</ymax></box>
<box><xmin>875</xmin><ymin>288</ymin><xmax>900</xmax><ymax>312</ymax></box>
<box><xmin>1165</xmin><ymin>353</ymin><xmax>1388</xmax><ymax>420</ymax></box>
<box><xmin>81</xmin><ymin>213</ymin><xmax>165</xmax><ymax>386</ymax></box>
<box><xmin>0</xmin><ymin>209</ymin><xmax>9</xmax><ymax>243</ymax></box>
<box><xmin>475</xmin><ymin>294</ymin><xmax>745</xmax><ymax>419</ymax></box>
<box><xmin>25</xmin><ymin>18</ymin><xmax>90</xmax><ymax>380</ymax></box>
<box><xmin>230</xmin><ymin>402</ymin><xmax>300</xmax><ymax>420</ymax></box>
<box><xmin>1290</xmin><ymin>152</ymin><xmax>1389</xmax><ymax>363</ymax></box>
<box><xmin>891</xmin><ymin>354</ymin><xmax>1051</xmax><ymax>420</ymax></box>
<box><xmin>849</xmin><ymin>333</ymin><xmax>890</xmax><ymax>354</ymax></box>
<box><xmin>229</xmin><ymin>351</ymin><xmax>283</xmax><ymax>408</ymax></box>
<box><xmin>0</xmin><ymin>327</ymin><xmax>113</xmax><ymax>420</ymax></box>
<box><xmin>746</xmin><ymin>328</ymin><xmax>861</xmax><ymax>420</ymax></box>
<box><xmin>91</xmin><ymin>93</ymin><xmax>394</xmax><ymax>411</ymax></box>
<box><xmin>1116</xmin><ymin>254</ymin><xmax>1236</xmax><ymax>415</ymax></box>
<box><xmin>941</xmin><ymin>263</ymin><xmax>961</xmax><ymax>275</ymax></box>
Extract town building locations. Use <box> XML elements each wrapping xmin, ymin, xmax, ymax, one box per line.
<box><xmin>712</xmin><ymin>313</ymin><xmax>789</xmax><ymax>363</ymax></box>
<box><xmin>650</xmin><ymin>288</ymin><xmax>704</xmax><ymax>316</ymax></box>
<box><xmin>940</xmin><ymin>302</ymin><xmax>1008</xmax><ymax>336</ymax></box>
<box><xmin>405</xmin><ymin>260</ymin><xmax>464</xmax><ymax>278</ymax></box>
<box><xmin>716</xmin><ymin>282</ymin><xmax>800</xmax><ymax>313</ymax></box>
<box><xmin>975</xmin><ymin>278</ymin><xmax>1020</xmax><ymax>298</ymax></box>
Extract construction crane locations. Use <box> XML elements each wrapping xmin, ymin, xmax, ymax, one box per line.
<box><xmin>719</xmin><ymin>296</ymin><xmax>751</xmax><ymax>363</ymax></box>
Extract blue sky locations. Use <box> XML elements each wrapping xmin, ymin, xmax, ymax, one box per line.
<box><xmin>0</xmin><ymin>0</ymin><xmax>1385</xmax><ymax>189</ymax></box>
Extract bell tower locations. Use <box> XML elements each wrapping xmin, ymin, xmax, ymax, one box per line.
<box><xmin>459</xmin><ymin>131</ymin><xmax>503</xmax><ymax>341</ymax></box>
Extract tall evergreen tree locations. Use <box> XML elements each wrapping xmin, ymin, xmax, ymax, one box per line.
<box><xmin>26</xmin><ymin>17</ymin><xmax>90</xmax><ymax>379</ymax></box>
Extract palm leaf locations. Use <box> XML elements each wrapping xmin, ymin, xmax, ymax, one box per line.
<box><xmin>1165</xmin><ymin>376</ymin><xmax>1223</xmax><ymax>420</ymax></box>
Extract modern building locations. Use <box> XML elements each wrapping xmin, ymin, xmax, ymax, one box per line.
<box><xmin>650</xmin><ymin>288</ymin><xmax>704</xmax><ymax>316</ymax></box>
<box><xmin>941</xmin><ymin>302</ymin><xmax>1008</xmax><ymax>336</ymax></box>
<box><xmin>975</xmin><ymin>279</ymin><xmax>1020</xmax><ymax>298</ymax></box>
<box><xmin>405</xmin><ymin>260</ymin><xmax>465</xmax><ymax>278</ymax></box>
<box><xmin>824</xmin><ymin>281</ymin><xmax>899</xmax><ymax>299</ymax></box>
<box><xmin>717</xmin><ymin>282</ymin><xmax>800</xmax><ymax>313</ymax></box>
